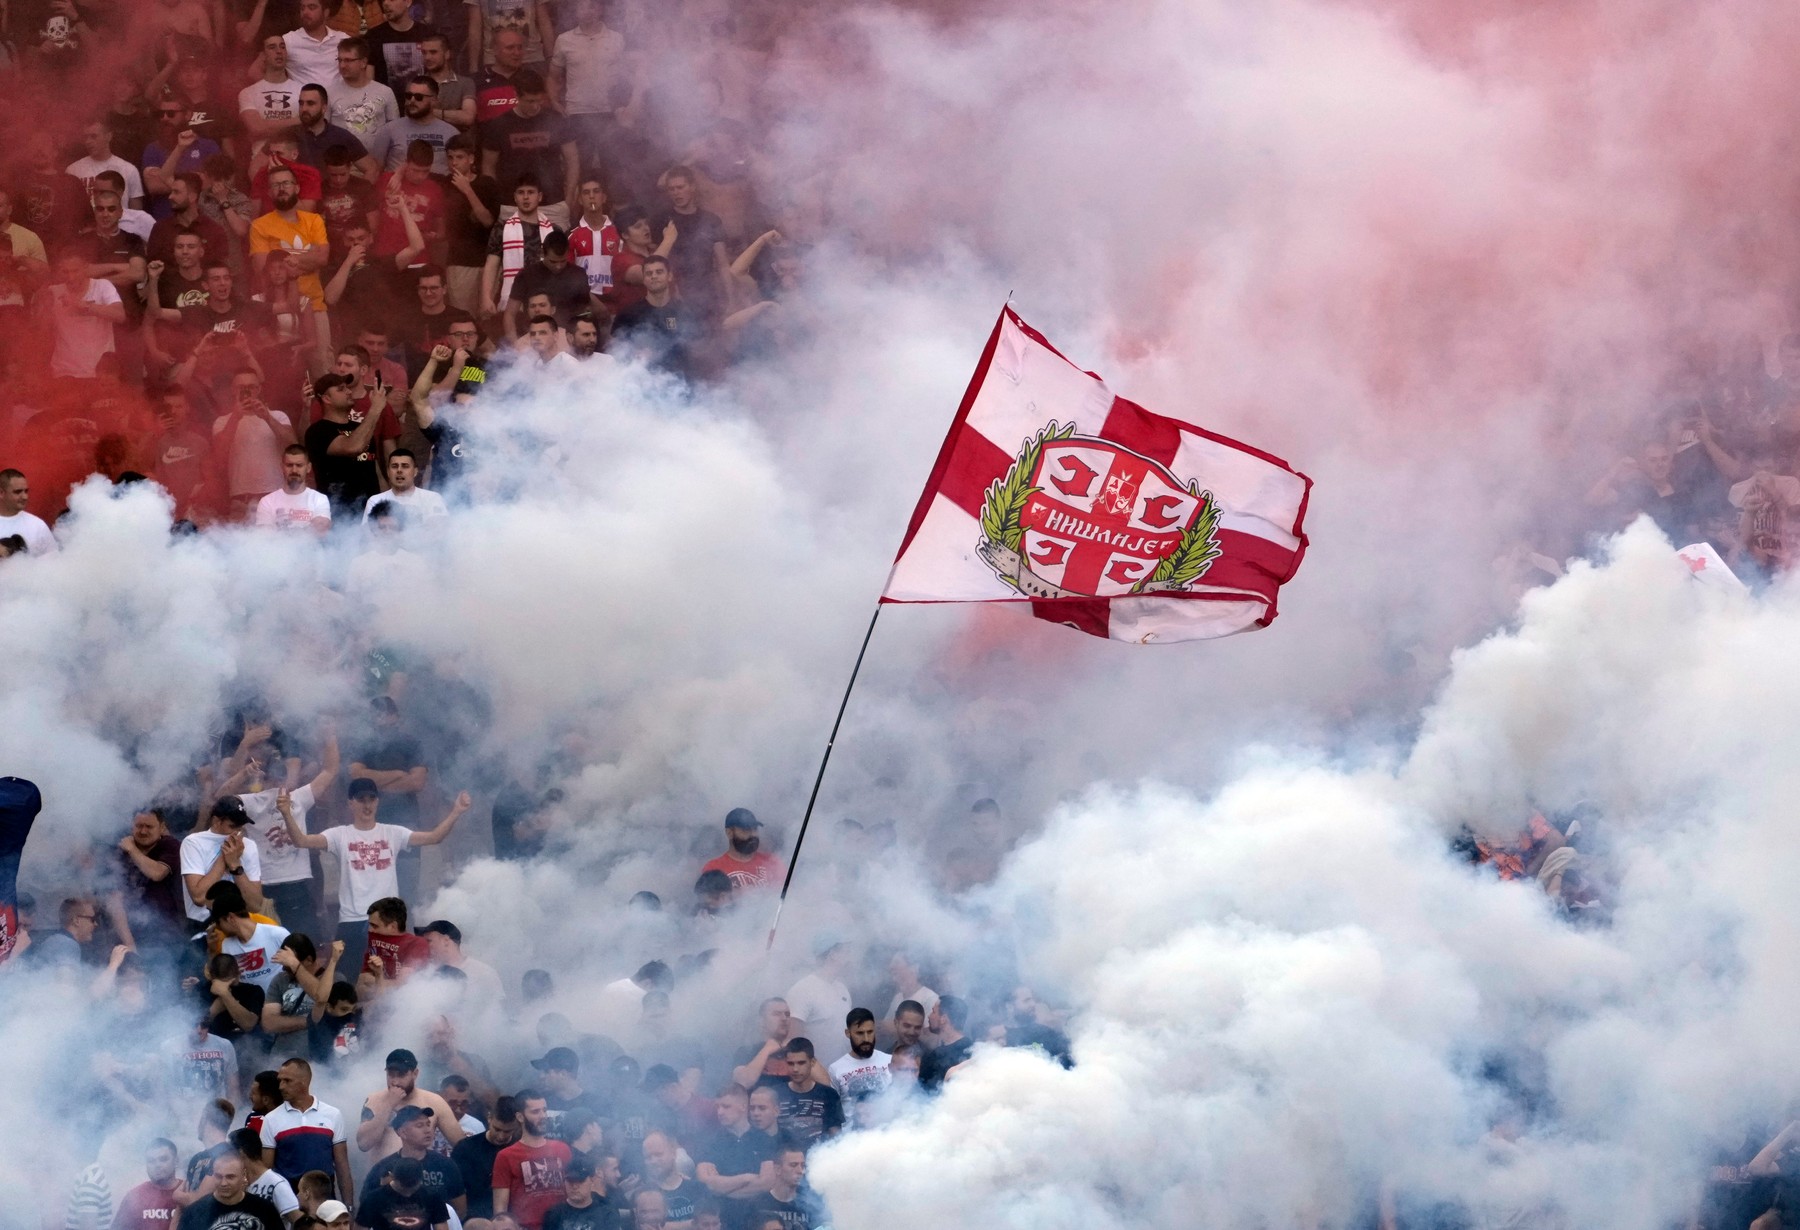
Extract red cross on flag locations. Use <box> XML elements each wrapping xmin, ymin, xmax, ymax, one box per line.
<box><xmin>883</xmin><ymin>308</ymin><xmax>1312</xmax><ymax>643</ymax></box>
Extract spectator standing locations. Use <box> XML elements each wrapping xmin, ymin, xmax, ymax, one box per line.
<box><xmin>148</xmin><ymin>177</ymin><xmax>232</xmax><ymax>266</ymax></box>
<box><xmin>774</xmin><ymin>1040</ymin><xmax>841</xmax><ymax>1144</ymax></box>
<box><xmin>143</xmin><ymin>102</ymin><xmax>224</xmax><ymax>218</ymax></box>
<box><xmin>276</xmin><ymin>781</ymin><xmax>470</xmax><ymax>953</ymax></box>
<box><xmin>250</xmin><ymin>166</ymin><xmax>331</xmax><ymax>311</ymax></box>
<box><xmin>452</xmin><ymin>1096</ymin><xmax>521</xmax><ymax>1219</ymax></box>
<box><xmin>638</xmin><ymin>1130</ymin><xmax>707</xmax><ymax>1226</ymax></box>
<box><xmin>283</xmin><ymin>0</ymin><xmax>350</xmax><ymax>92</ymax></box>
<box><xmin>304</xmin><ymin>371</ymin><xmax>389</xmax><ymax>513</ymax></box>
<box><xmin>469</xmin><ymin>0</ymin><xmax>553</xmax><ymax>70</ymax></box>
<box><xmin>693</xmin><ymin>1086</ymin><xmax>776</xmax><ymax>1230</ymax></box>
<box><xmin>359</xmin><ymin>1104</ymin><xmax>467</xmax><ymax>1215</ymax></box>
<box><xmin>329</xmin><ymin>38</ymin><xmax>400</xmax><ymax>141</ymax></box>
<box><xmin>213</xmin><ymin>897</ymin><xmax>292</xmax><ymax>992</ymax></box>
<box><xmin>370</xmin><ymin>78</ymin><xmax>459</xmax><ymax>174</ymax></box>
<box><xmin>0</xmin><ymin>469</ymin><xmax>58</xmax><ymax>554</ymax></box>
<box><xmin>110</xmin><ymin>808</ymin><xmax>187</xmax><ymax>954</ymax></box>
<box><xmin>67</xmin><ymin>118</ymin><xmax>146</xmax><ymax>211</ymax></box>
<box><xmin>296</xmin><ymin>84</ymin><xmax>377</xmax><ymax>179</ymax></box>
<box><xmin>492</xmin><ymin>1091</ymin><xmax>572</xmax><ymax>1230</ymax></box>
<box><xmin>917</xmin><ymin>996</ymin><xmax>973</xmax><ymax>1091</ymax></box>
<box><xmin>34</xmin><ymin>250</ymin><xmax>125</xmax><ymax>379</ymax></box>
<box><xmin>656</xmin><ymin>167</ymin><xmax>727</xmax><ymax>314</ymax></box>
<box><xmin>350</xmin><ymin>697</ymin><xmax>431</xmax><ymax>892</ymax></box>
<box><xmin>256</xmin><ymin>444</ymin><xmax>334</xmax><ymax>532</ymax></box>
<box><xmin>241</xmin><ymin>35</ymin><xmax>303</xmax><ymax>153</ymax></box>
<box><xmin>175</xmin><ymin>1154</ymin><xmax>283</xmax><ymax>1230</ymax></box>
<box><xmin>480</xmin><ymin>70</ymin><xmax>577</xmax><ymax>227</ymax></box>
<box><xmin>261</xmin><ymin>1057</ymin><xmax>354</xmax><ymax>1204</ymax></box>
<box><xmin>700</xmin><ymin>809</ymin><xmax>784</xmax><ymax>892</ymax></box>
<box><xmin>825</xmin><ymin>1010</ymin><xmax>890</xmax><ymax>1124</ymax></box>
<box><xmin>567</xmin><ymin>176</ymin><xmax>618</xmax><ymax>303</ymax></box>
<box><xmin>179</xmin><ymin>794</ymin><xmax>265</xmax><ymax>924</ymax></box>
<box><xmin>210</xmin><ymin>368</ymin><xmax>297</xmax><ymax>518</ymax></box>
<box><xmin>420</xmin><ymin>34</ymin><xmax>477</xmax><ymax>129</ymax></box>
<box><xmin>443</xmin><ymin>137</ymin><xmax>500</xmax><ymax>312</ymax></box>
<box><xmin>472</xmin><ymin>27</ymin><xmax>527</xmax><ymax>126</ymax></box>
<box><xmin>115</xmin><ymin>1138</ymin><xmax>184</xmax><ymax>1230</ymax></box>
<box><xmin>358</xmin><ymin>1156</ymin><xmax>450</xmax><ymax>1230</ymax></box>
<box><xmin>366</xmin><ymin>0</ymin><xmax>440</xmax><ymax>87</ymax></box>
<box><xmin>548</xmin><ymin>1</ymin><xmax>624</xmax><ymax>167</ymax></box>
<box><xmin>784</xmin><ymin>942</ymin><xmax>853</xmax><ymax>1065</ymax></box>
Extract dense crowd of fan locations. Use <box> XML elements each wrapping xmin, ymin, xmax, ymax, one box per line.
<box><xmin>0</xmin><ymin>0</ymin><xmax>810</xmax><ymax>545</ymax></box>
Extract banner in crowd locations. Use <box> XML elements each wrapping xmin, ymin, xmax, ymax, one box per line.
<box><xmin>0</xmin><ymin>777</ymin><xmax>41</xmax><ymax>965</ymax></box>
<box><xmin>884</xmin><ymin>308</ymin><xmax>1313</xmax><ymax>642</ymax></box>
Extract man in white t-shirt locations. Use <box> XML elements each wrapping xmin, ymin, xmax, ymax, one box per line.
<box><xmin>362</xmin><ymin>449</ymin><xmax>447</xmax><ymax>522</ymax></box>
<box><xmin>180</xmin><ymin>796</ymin><xmax>267</xmax><ymax>923</ymax></box>
<box><xmin>34</xmin><ymin>250</ymin><xmax>124</xmax><ymax>379</ymax></box>
<box><xmin>66</xmin><ymin>117</ymin><xmax>145</xmax><ymax>209</ymax></box>
<box><xmin>283</xmin><ymin>0</ymin><xmax>349</xmax><ymax>92</ymax></box>
<box><xmin>257</xmin><ymin>444</ymin><xmax>333</xmax><ymax>532</ymax></box>
<box><xmin>278</xmin><ymin>778</ymin><xmax>471</xmax><ymax>952</ymax></box>
<box><xmin>241</xmin><ymin>34</ymin><xmax>302</xmax><ymax>153</ymax></box>
<box><xmin>826</xmin><ymin>1009</ymin><xmax>892</xmax><ymax>1126</ymax></box>
<box><xmin>0</xmin><ymin>468</ymin><xmax>57</xmax><ymax>554</ymax></box>
<box><xmin>329</xmin><ymin>38</ymin><xmax>399</xmax><ymax>140</ymax></box>
<box><xmin>236</xmin><ymin>1130</ymin><xmax>302</xmax><ymax>1222</ymax></box>
<box><xmin>214</xmin><ymin>898</ymin><xmax>291</xmax><ymax>992</ymax></box>
<box><xmin>232</xmin><ymin>728</ymin><xmax>339</xmax><ymax>940</ymax></box>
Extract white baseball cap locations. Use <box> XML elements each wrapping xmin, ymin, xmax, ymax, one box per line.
<box><xmin>316</xmin><ymin>1201</ymin><xmax>350</xmax><ymax>1222</ymax></box>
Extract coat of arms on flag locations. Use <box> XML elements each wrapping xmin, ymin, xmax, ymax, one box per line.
<box><xmin>883</xmin><ymin>308</ymin><xmax>1311</xmax><ymax>643</ymax></box>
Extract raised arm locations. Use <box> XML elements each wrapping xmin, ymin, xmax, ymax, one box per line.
<box><xmin>277</xmin><ymin>790</ymin><xmax>329</xmax><ymax>850</ymax></box>
<box><xmin>408</xmin><ymin>792</ymin><xmax>471</xmax><ymax>847</ymax></box>
<box><xmin>305</xmin><ymin>729</ymin><xmax>340</xmax><ymax>797</ymax></box>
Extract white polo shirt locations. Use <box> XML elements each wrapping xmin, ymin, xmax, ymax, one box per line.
<box><xmin>283</xmin><ymin>27</ymin><xmax>348</xmax><ymax>91</ymax></box>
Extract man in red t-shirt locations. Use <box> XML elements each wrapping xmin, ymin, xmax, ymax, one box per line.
<box><xmin>372</xmin><ymin>151</ymin><xmax>445</xmax><ymax>264</ymax></box>
<box><xmin>112</xmin><ymin>1138</ymin><xmax>182</xmax><ymax>1229</ymax></box>
<box><xmin>698</xmin><ymin>808</ymin><xmax>785</xmax><ymax>891</ymax></box>
<box><xmin>492</xmin><ymin>1092</ymin><xmax>572</xmax><ymax>1230</ymax></box>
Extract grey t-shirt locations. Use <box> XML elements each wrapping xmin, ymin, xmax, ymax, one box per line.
<box><xmin>368</xmin><ymin>117</ymin><xmax>461</xmax><ymax>173</ymax></box>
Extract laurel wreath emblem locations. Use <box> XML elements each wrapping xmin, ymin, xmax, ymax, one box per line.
<box><xmin>979</xmin><ymin>421</ymin><xmax>1223</xmax><ymax>594</ymax></box>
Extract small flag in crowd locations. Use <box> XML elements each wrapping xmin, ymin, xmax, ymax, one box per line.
<box><xmin>883</xmin><ymin>308</ymin><xmax>1312</xmax><ymax>643</ymax></box>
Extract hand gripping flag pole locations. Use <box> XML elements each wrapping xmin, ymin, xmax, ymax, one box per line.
<box><xmin>766</xmin><ymin>605</ymin><xmax>882</xmax><ymax>951</ymax></box>
<box><xmin>768</xmin><ymin>306</ymin><xmax>1310</xmax><ymax>947</ymax></box>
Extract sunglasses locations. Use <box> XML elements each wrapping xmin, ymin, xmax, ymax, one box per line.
<box><xmin>406</xmin><ymin>92</ymin><xmax>433</xmax><ymax>101</ymax></box>
<box><xmin>159</xmin><ymin>110</ymin><xmax>184</xmax><ymax>118</ymax></box>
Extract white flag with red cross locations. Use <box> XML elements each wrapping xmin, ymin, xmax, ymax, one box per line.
<box><xmin>883</xmin><ymin>308</ymin><xmax>1312</xmax><ymax>643</ymax></box>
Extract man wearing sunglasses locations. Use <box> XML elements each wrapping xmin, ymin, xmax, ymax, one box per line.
<box><xmin>369</xmin><ymin>77</ymin><xmax>459</xmax><ymax>175</ymax></box>
<box><xmin>143</xmin><ymin>97</ymin><xmax>222</xmax><ymax>217</ymax></box>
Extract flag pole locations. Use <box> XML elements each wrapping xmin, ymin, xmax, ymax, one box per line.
<box><xmin>767</xmin><ymin>603</ymin><xmax>884</xmax><ymax>950</ymax></box>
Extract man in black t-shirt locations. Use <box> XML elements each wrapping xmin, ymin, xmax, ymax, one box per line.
<box><xmin>507</xmin><ymin>230</ymin><xmax>594</xmax><ymax>333</ymax></box>
<box><xmin>694</xmin><ymin>1086</ymin><xmax>777</xmax><ymax>1230</ymax></box>
<box><xmin>451</xmin><ymin>1095</ymin><xmax>521</xmax><ymax>1218</ymax></box>
<box><xmin>656</xmin><ymin>166</ymin><xmax>727</xmax><ymax>312</ymax></box>
<box><xmin>359</xmin><ymin>1156</ymin><xmax>451</xmax><ymax>1230</ymax></box>
<box><xmin>479</xmin><ymin>70</ymin><xmax>579</xmax><ymax>223</ymax></box>
<box><xmin>178</xmin><ymin>1154</ymin><xmax>284</xmax><ymax>1230</ymax></box>
<box><xmin>541</xmin><ymin>1154</ymin><xmax>619</xmax><ymax>1230</ymax></box>
<box><xmin>918</xmin><ymin>996</ymin><xmax>974</xmax><ymax>1091</ymax></box>
<box><xmin>305</xmin><ymin>373</ymin><xmax>390</xmax><ymax>514</ymax></box>
<box><xmin>775</xmin><ymin>1040</ymin><xmax>842</xmax><ymax>1143</ymax></box>
<box><xmin>361</xmin><ymin>1106</ymin><xmax>467</xmax><ymax>1214</ymax></box>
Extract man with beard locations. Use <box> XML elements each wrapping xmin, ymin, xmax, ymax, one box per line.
<box><xmin>116</xmin><ymin>1138</ymin><xmax>184</xmax><ymax>1229</ymax></box>
<box><xmin>109</xmin><ymin>808</ymin><xmax>187</xmax><ymax>956</ymax></box>
<box><xmin>492</xmin><ymin>1091</ymin><xmax>571</xmax><ymax>1230</ymax></box>
<box><xmin>357</xmin><ymin>1048</ymin><xmax>467</xmax><ymax>1162</ymax></box>
<box><xmin>250</xmin><ymin>166</ymin><xmax>330</xmax><ymax>310</ymax></box>
<box><xmin>303</xmin><ymin>372</ymin><xmax>388</xmax><ymax>514</ymax></box>
<box><xmin>296</xmin><ymin>83</ymin><xmax>378</xmax><ymax>179</ymax></box>
<box><xmin>699</xmin><ymin>809</ymin><xmax>783</xmax><ymax>892</ymax></box>
<box><xmin>917</xmin><ymin>996</ymin><xmax>973</xmax><ymax>1092</ymax></box>
<box><xmin>370</xmin><ymin>77</ymin><xmax>458</xmax><ymax>174</ymax></box>
<box><xmin>826</xmin><ymin>1010</ymin><xmax>890</xmax><ymax>1127</ymax></box>
<box><xmin>566</xmin><ymin>313</ymin><xmax>612</xmax><ymax>367</ymax></box>
<box><xmin>177</xmin><ymin>1153</ymin><xmax>284</xmax><ymax>1230</ymax></box>
<box><xmin>149</xmin><ymin>177</ymin><xmax>231</xmax><ymax>267</ymax></box>
<box><xmin>366</xmin><ymin>0</ymin><xmax>441</xmax><ymax>88</ymax></box>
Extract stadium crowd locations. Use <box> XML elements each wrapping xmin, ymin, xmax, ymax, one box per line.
<box><xmin>0</xmin><ymin>0</ymin><xmax>808</xmax><ymax>544</ymax></box>
<box><xmin>1</xmin><ymin>4</ymin><xmax>1796</xmax><ymax>1230</ymax></box>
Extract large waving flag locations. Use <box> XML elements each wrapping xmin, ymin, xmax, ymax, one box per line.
<box><xmin>0</xmin><ymin>777</ymin><xmax>40</xmax><ymax>965</ymax></box>
<box><xmin>883</xmin><ymin>308</ymin><xmax>1312</xmax><ymax>643</ymax></box>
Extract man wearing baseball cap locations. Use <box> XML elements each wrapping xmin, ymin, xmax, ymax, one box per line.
<box><xmin>356</xmin><ymin>1047</ymin><xmax>467</xmax><ymax>1163</ymax></box>
<box><xmin>416</xmin><ymin>918</ymin><xmax>505</xmax><ymax>1003</ymax></box>
<box><xmin>313</xmin><ymin>1199</ymin><xmax>352</xmax><ymax>1228</ymax></box>
<box><xmin>360</xmin><ymin>1103</ymin><xmax>467</xmax><ymax>1218</ymax></box>
<box><xmin>357</xmin><ymin>1154</ymin><xmax>451</xmax><ymax>1230</ymax></box>
<box><xmin>697</xmin><ymin>807</ymin><xmax>785</xmax><ymax>891</ymax></box>
<box><xmin>275</xmin><ymin>777</ymin><xmax>471</xmax><ymax>956</ymax></box>
<box><xmin>180</xmin><ymin>792</ymin><xmax>267</xmax><ymax>923</ymax></box>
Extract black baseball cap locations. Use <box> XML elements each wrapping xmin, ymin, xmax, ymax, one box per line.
<box><xmin>530</xmin><ymin>1046</ymin><xmax>579</xmax><ymax>1073</ymax></box>
<box><xmin>414</xmin><ymin>919</ymin><xmax>461</xmax><ymax>944</ymax></box>
<box><xmin>348</xmin><ymin>777</ymin><xmax>380</xmax><ymax>799</ymax></box>
<box><xmin>724</xmin><ymin>807</ymin><xmax>761</xmax><ymax>829</ymax></box>
<box><xmin>391</xmin><ymin>1104</ymin><xmax>434</xmax><ymax>1127</ymax></box>
<box><xmin>212</xmin><ymin>796</ymin><xmax>252</xmax><ymax>826</ymax></box>
<box><xmin>385</xmin><ymin>1048</ymin><xmax>418</xmax><ymax>1072</ymax></box>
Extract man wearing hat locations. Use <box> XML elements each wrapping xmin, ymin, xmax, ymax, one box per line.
<box><xmin>356</xmin><ymin>1047</ymin><xmax>467</xmax><ymax>1162</ymax></box>
<box><xmin>528</xmin><ymin>1046</ymin><xmax>604</xmax><ymax>1134</ymax></box>
<box><xmin>180</xmin><ymin>792</ymin><xmax>266</xmax><ymax>923</ymax></box>
<box><xmin>313</xmin><ymin>1198</ymin><xmax>352</xmax><ymax>1229</ymax></box>
<box><xmin>356</xmin><ymin>1155</ymin><xmax>451</xmax><ymax>1230</ymax></box>
<box><xmin>697</xmin><ymin>807</ymin><xmax>784</xmax><ymax>891</ymax></box>
<box><xmin>360</xmin><ymin>1103</ymin><xmax>468</xmax><ymax>1218</ymax></box>
<box><xmin>417</xmin><ymin>917</ymin><xmax>505</xmax><ymax>1003</ymax></box>
<box><xmin>275</xmin><ymin>779</ymin><xmax>471</xmax><ymax>955</ymax></box>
